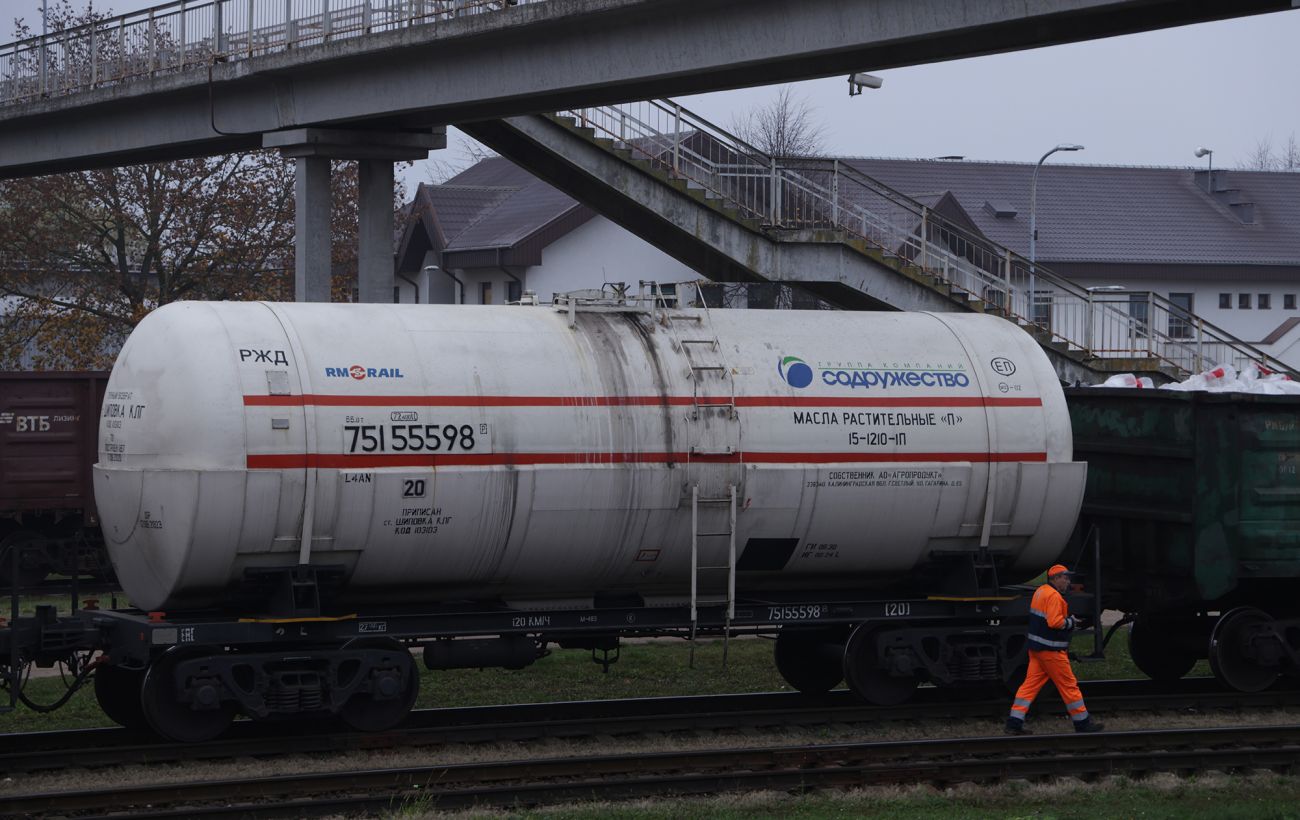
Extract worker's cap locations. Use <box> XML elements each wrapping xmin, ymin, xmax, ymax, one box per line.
<box><xmin>1046</xmin><ymin>564</ymin><xmax>1073</xmax><ymax>578</ymax></box>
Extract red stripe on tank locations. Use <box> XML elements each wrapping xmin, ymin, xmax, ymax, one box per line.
<box><xmin>243</xmin><ymin>394</ymin><xmax>1042</xmax><ymax>408</ymax></box>
<box><xmin>245</xmin><ymin>451</ymin><xmax>1049</xmax><ymax>469</ymax></box>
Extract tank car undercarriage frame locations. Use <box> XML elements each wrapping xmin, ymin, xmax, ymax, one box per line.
<box><xmin>2</xmin><ymin>587</ymin><xmax>1043</xmax><ymax>741</ymax></box>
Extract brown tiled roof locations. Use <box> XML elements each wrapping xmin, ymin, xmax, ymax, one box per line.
<box><xmin>398</xmin><ymin>158</ymin><xmax>593</xmax><ymax>270</ymax></box>
<box><xmin>841</xmin><ymin>158</ymin><xmax>1300</xmax><ymax>268</ymax></box>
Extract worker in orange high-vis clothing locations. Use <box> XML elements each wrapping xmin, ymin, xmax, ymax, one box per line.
<box><xmin>1005</xmin><ymin>564</ymin><xmax>1104</xmax><ymax>734</ymax></box>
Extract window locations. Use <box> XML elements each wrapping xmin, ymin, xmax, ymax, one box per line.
<box><xmin>656</xmin><ymin>283</ymin><xmax>679</xmax><ymax>308</ymax></box>
<box><xmin>1169</xmin><ymin>292</ymin><xmax>1194</xmax><ymax>340</ymax></box>
<box><xmin>480</xmin><ymin>282</ymin><xmax>493</xmax><ymax>305</ymax></box>
<box><xmin>506</xmin><ymin>280</ymin><xmax>522</xmax><ymax>303</ymax></box>
<box><xmin>1287</xmin><ymin>294</ymin><xmax>1297</xmax><ymax>310</ymax></box>
<box><xmin>1219</xmin><ymin>293</ymin><xmax>1232</xmax><ymax>309</ymax></box>
<box><xmin>1239</xmin><ymin>293</ymin><xmax>1252</xmax><ymax>309</ymax></box>
<box><xmin>1259</xmin><ymin>293</ymin><xmax>1272</xmax><ymax>310</ymax></box>
<box><xmin>1032</xmin><ymin>290</ymin><xmax>1052</xmax><ymax>329</ymax></box>
<box><xmin>1128</xmin><ymin>293</ymin><xmax>1149</xmax><ymax>337</ymax></box>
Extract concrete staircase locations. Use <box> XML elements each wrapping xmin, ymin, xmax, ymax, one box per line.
<box><xmin>463</xmin><ymin>105</ymin><xmax>1286</xmax><ymax>384</ymax></box>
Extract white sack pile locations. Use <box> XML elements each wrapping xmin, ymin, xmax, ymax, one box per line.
<box><xmin>1096</xmin><ymin>363</ymin><xmax>1300</xmax><ymax>394</ymax></box>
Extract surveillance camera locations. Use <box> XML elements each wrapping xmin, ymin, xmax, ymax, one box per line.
<box><xmin>850</xmin><ymin>72</ymin><xmax>883</xmax><ymax>90</ymax></box>
<box><xmin>1195</xmin><ymin>147</ymin><xmax>1212</xmax><ymax>158</ymax></box>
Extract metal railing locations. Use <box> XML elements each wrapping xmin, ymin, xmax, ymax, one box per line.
<box><xmin>564</xmin><ymin>99</ymin><xmax>1292</xmax><ymax>379</ymax></box>
<box><xmin>0</xmin><ymin>0</ymin><xmax>537</xmax><ymax>105</ymax></box>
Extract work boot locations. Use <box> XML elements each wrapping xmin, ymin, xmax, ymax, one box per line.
<box><xmin>1004</xmin><ymin>718</ymin><xmax>1032</xmax><ymax>735</ymax></box>
<box><xmin>1074</xmin><ymin>718</ymin><xmax>1104</xmax><ymax>733</ymax></box>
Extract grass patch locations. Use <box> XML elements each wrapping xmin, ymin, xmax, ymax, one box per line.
<box><xmin>417</xmin><ymin>637</ymin><xmax>785</xmax><ymax>711</ymax></box>
<box><xmin>413</xmin><ymin>775</ymin><xmax>1300</xmax><ymax>819</ymax></box>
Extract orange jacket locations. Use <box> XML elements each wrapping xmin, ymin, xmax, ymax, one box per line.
<box><xmin>1027</xmin><ymin>583</ymin><xmax>1077</xmax><ymax>651</ymax></box>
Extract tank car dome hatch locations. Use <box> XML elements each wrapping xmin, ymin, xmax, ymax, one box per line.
<box><xmin>93</xmin><ymin>302</ymin><xmax>1086</xmax><ymax>611</ymax></box>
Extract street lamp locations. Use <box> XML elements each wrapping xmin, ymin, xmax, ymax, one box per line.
<box><xmin>1195</xmin><ymin>147</ymin><xmax>1213</xmax><ymax>193</ymax></box>
<box><xmin>1028</xmin><ymin>143</ymin><xmax>1084</xmax><ymax>325</ymax></box>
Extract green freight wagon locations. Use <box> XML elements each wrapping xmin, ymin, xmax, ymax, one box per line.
<box><xmin>1065</xmin><ymin>387</ymin><xmax>1300</xmax><ymax>692</ymax></box>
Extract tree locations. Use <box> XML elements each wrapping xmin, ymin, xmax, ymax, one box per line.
<box><xmin>425</xmin><ymin>133</ymin><xmax>500</xmax><ymax>183</ymax></box>
<box><xmin>729</xmin><ymin>87</ymin><xmax>827</xmax><ymax>158</ymax></box>
<box><xmin>0</xmin><ymin>4</ymin><xmax>415</xmax><ymax>370</ymax></box>
<box><xmin>0</xmin><ymin>154</ymin><xmax>298</xmax><ymax>369</ymax></box>
<box><xmin>1240</xmin><ymin>133</ymin><xmax>1300</xmax><ymax>171</ymax></box>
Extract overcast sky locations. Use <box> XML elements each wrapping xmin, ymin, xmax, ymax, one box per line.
<box><xmin>3</xmin><ymin>2</ymin><xmax>1298</xmax><ymax>181</ymax></box>
<box><xmin>681</xmin><ymin>9</ymin><xmax>1300</xmax><ymax>170</ymax></box>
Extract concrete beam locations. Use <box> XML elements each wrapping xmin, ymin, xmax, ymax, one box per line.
<box><xmin>358</xmin><ymin>160</ymin><xmax>396</xmax><ymax>304</ymax></box>
<box><xmin>294</xmin><ymin>157</ymin><xmax>332</xmax><ymax>303</ymax></box>
<box><xmin>272</xmin><ymin>129</ymin><xmax>442</xmax><ymax>302</ymax></box>
<box><xmin>264</xmin><ymin>127</ymin><xmax>446</xmax><ymax>160</ymax></box>
<box><xmin>0</xmin><ymin>0</ymin><xmax>1290</xmax><ymax>177</ymax></box>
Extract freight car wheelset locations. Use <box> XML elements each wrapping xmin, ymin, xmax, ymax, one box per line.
<box><xmin>3</xmin><ymin>296</ymin><xmax>1300</xmax><ymax>742</ymax></box>
<box><xmin>6</xmin><ymin>583</ymin><xmax>1039</xmax><ymax>742</ymax></box>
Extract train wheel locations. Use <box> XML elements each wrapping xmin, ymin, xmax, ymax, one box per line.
<box><xmin>1209</xmin><ymin>607</ymin><xmax>1281</xmax><ymax>693</ymax></box>
<box><xmin>93</xmin><ymin>664</ymin><xmax>149</xmax><ymax>731</ymax></box>
<box><xmin>338</xmin><ymin>638</ymin><xmax>419</xmax><ymax>733</ymax></box>
<box><xmin>774</xmin><ymin>628</ymin><xmax>845</xmax><ymax>694</ymax></box>
<box><xmin>0</xmin><ymin>529</ymin><xmax>49</xmax><ymax>587</ymax></box>
<box><xmin>141</xmin><ymin>650</ymin><xmax>236</xmax><ymax>743</ymax></box>
<box><xmin>842</xmin><ymin>625</ymin><xmax>918</xmax><ymax>706</ymax></box>
<box><xmin>1128</xmin><ymin>617</ymin><xmax>1197</xmax><ymax>683</ymax></box>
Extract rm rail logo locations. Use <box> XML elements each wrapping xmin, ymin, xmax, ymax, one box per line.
<box><xmin>778</xmin><ymin>356</ymin><xmax>814</xmax><ymax>389</ymax></box>
<box><xmin>325</xmin><ymin>365</ymin><xmax>406</xmax><ymax>380</ymax></box>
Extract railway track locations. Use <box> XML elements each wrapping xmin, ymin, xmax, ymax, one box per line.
<box><xmin>3</xmin><ymin>678</ymin><xmax>1297</xmax><ymax>775</ymax></box>
<box><xmin>6</xmin><ymin>723</ymin><xmax>1300</xmax><ymax>818</ymax></box>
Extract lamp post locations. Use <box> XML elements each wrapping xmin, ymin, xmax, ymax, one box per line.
<box><xmin>1195</xmin><ymin>147</ymin><xmax>1213</xmax><ymax>193</ymax></box>
<box><xmin>1028</xmin><ymin>143</ymin><xmax>1084</xmax><ymax>325</ymax></box>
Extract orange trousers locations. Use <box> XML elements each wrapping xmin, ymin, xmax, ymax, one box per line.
<box><xmin>1009</xmin><ymin>650</ymin><xmax>1089</xmax><ymax>723</ymax></box>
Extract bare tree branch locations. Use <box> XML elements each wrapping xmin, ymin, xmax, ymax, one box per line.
<box><xmin>730</xmin><ymin>87</ymin><xmax>828</xmax><ymax>158</ymax></box>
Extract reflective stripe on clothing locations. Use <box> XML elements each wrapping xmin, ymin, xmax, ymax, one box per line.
<box><xmin>1027</xmin><ymin>583</ymin><xmax>1073</xmax><ymax>653</ymax></box>
<box><xmin>1028</xmin><ymin>634</ymin><xmax>1070</xmax><ymax>649</ymax></box>
<box><xmin>1009</xmin><ymin>646</ymin><xmax>1088</xmax><ymax>723</ymax></box>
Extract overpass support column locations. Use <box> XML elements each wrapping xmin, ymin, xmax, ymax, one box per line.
<box><xmin>358</xmin><ymin>159</ymin><xmax>395</xmax><ymax>304</ymax></box>
<box><xmin>294</xmin><ymin>157</ymin><xmax>333</xmax><ymax>302</ymax></box>
<box><xmin>265</xmin><ymin>127</ymin><xmax>446</xmax><ymax>303</ymax></box>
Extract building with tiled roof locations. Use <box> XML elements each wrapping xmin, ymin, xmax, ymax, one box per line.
<box><xmin>840</xmin><ymin>158</ymin><xmax>1300</xmax><ymax>358</ymax></box>
<box><xmin>395</xmin><ymin>157</ymin><xmax>694</xmax><ymax>306</ymax></box>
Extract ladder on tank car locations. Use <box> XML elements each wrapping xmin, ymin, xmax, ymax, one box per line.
<box><xmin>644</xmin><ymin>281</ymin><xmax>741</xmax><ymax>667</ymax></box>
<box><xmin>690</xmin><ymin>483</ymin><xmax>737</xmax><ymax>667</ymax></box>
<box><xmin>644</xmin><ymin>281</ymin><xmax>739</xmax><ymax>425</ymax></box>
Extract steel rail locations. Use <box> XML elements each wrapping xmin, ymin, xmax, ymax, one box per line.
<box><xmin>5</xmin><ymin>723</ymin><xmax>1300</xmax><ymax>817</ymax></box>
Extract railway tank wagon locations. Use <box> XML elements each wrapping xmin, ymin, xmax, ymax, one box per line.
<box><xmin>10</xmin><ymin>297</ymin><xmax>1088</xmax><ymax>742</ymax></box>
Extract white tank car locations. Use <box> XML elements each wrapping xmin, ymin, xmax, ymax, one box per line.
<box><xmin>93</xmin><ymin>301</ymin><xmax>1086</xmax><ymax>610</ymax></box>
